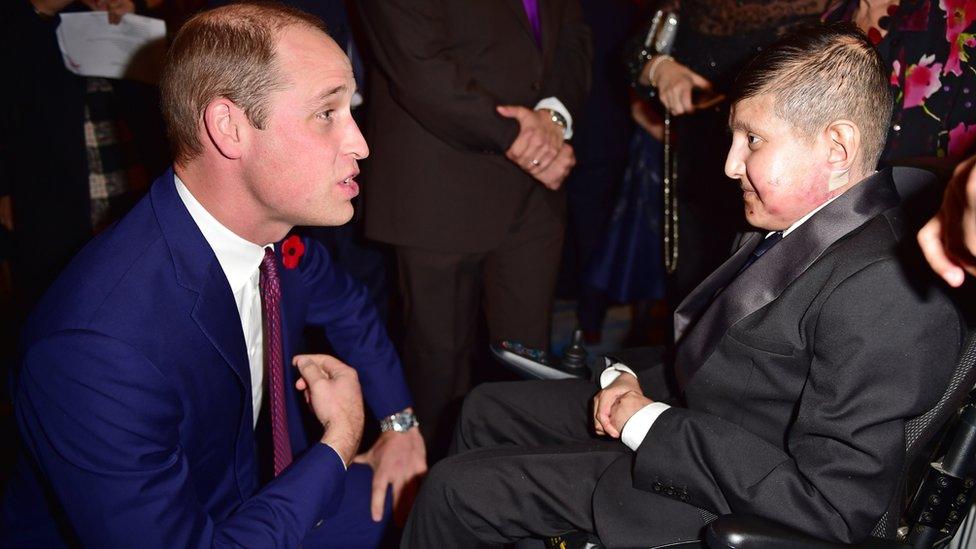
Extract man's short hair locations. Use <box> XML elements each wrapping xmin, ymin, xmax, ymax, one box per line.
<box><xmin>160</xmin><ymin>2</ymin><xmax>327</xmax><ymax>164</ymax></box>
<box><xmin>730</xmin><ymin>23</ymin><xmax>892</xmax><ymax>171</ymax></box>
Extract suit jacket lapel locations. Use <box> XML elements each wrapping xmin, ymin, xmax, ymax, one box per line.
<box><xmin>505</xmin><ymin>0</ymin><xmax>545</xmax><ymax>54</ymax></box>
<box><xmin>151</xmin><ymin>170</ymin><xmax>251</xmax><ymax>394</ymax></box>
<box><xmin>674</xmin><ymin>170</ymin><xmax>901</xmax><ymax>387</ymax></box>
<box><xmin>540</xmin><ymin>0</ymin><xmax>558</xmax><ymax>65</ymax></box>
<box><xmin>191</xmin><ymin>268</ymin><xmax>251</xmax><ymax>390</ymax></box>
<box><xmin>673</xmin><ymin>232</ymin><xmax>762</xmax><ymax>343</ymax></box>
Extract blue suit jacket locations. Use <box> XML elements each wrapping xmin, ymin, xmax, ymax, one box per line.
<box><xmin>1</xmin><ymin>169</ymin><xmax>413</xmax><ymax>547</ymax></box>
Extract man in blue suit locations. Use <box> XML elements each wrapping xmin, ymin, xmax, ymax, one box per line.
<box><xmin>1</xmin><ymin>3</ymin><xmax>425</xmax><ymax>547</ymax></box>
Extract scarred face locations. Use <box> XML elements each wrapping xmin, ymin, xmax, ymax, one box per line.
<box><xmin>242</xmin><ymin>24</ymin><xmax>367</xmax><ymax>229</ymax></box>
<box><xmin>725</xmin><ymin>94</ymin><xmax>834</xmax><ymax>231</ymax></box>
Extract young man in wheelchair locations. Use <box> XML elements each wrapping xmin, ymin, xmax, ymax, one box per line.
<box><xmin>401</xmin><ymin>23</ymin><xmax>964</xmax><ymax>548</ymax></box>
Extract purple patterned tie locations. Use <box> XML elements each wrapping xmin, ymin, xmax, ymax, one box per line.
<box><xmin>260</xmin><ymin>247</ymin><xmax>293</xmax><ymax>476</ymax></box>
<box><xmin>522</xmin><ymin>0</ymin><xmax>542</xmax><ymax>46</ymax></box>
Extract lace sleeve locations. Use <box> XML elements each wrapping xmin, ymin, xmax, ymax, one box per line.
<box><xmin>687</xmin><ymin>0</ymin><xmax>829</xmax><ymax>37</ymax></box>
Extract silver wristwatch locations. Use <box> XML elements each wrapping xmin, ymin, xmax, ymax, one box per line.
<box><xmin>545</xmin><ymin>108</ymin><xmax>568</xmax><ymax>130</ymax></box>
<box><xmin>379</xmin><ymin>410</ymin><xmax>419</xmax><ymax>433</ymax></box>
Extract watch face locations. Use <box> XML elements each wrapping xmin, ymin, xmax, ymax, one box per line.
<box><xmin>383</xmin><ymin>412</ymin><xmax>418</xmax><ymax>432</ymax></box>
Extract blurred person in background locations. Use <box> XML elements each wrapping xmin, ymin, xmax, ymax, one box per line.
<box><xmin>357</xmin><ymin>0</ymin><xmax>591</xmax><ymax>460</ymax></box>
<box><xmin>0</xmin><ymin>0</ymin><xmax>171</xmax><ymax>318</ymax></box>
<box><xmin>557</xmin><ymin>0</ymin><xmax>639</xmax><ymax>346</ymax></box>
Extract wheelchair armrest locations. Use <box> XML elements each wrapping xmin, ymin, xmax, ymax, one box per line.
<box><xmin>703</xmin><ymin>515</ymin><xmax>910</xmax><ymax>549</ymax></box>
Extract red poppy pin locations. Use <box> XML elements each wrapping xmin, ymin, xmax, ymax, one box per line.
<box><xmin>281</xmin><ymin>235</ymin><xmax>305</xmax><ymax>269</ymax></box>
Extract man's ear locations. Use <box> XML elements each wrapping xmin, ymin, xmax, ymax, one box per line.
<box><xmin>202</xmin><ymin>98</ymin><xmax>248</xmax><ymax>160</ymax></box>
<box><xmin>824</xmin><ymin>119</ymin><xmax>860</xmax><ymax>191</ymax></box>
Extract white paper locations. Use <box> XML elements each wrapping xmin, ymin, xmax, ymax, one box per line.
<box><xmin>56</xmin><ymin>12</ymin><xmax>167</xmax><ymax>84</ymax></box>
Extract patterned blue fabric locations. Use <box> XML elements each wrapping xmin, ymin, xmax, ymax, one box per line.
<box><xmin>586</xmin><ymin>128</ymin><xmax>666</xmax><ymax>302</ymax></box>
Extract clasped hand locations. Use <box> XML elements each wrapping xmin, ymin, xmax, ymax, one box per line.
<box><xmin>497</xmin><ymin>105</ymin><xmax>576</xmax><ymax>190</ymax></box>
<box><xmin>592</xmin><ymin>373</ymin><xmax>653</xmax><ymax>439</ymax></box>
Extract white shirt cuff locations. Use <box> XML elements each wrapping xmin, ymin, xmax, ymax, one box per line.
<box><xmin>620</xmin><ymin>402</ymin><xmax>671</xmax><ymax>451</ymax></box>
<box><xmin>600</xmin><ymin>359</ymin><xmax>638</xmax><ymax>388</ymax></box>
<box><xmin>324</xmin><ymin>444</ymin><xmax>348</xmax><ymax>470</ymax></box>
<box><xmin>534</xmin><ymin>96</ymin><xmax>574</xmax><ymax>139</ymax></box>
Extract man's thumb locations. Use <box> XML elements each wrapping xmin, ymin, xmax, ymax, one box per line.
<box><xmin>496</xmin><ymin>105</ymin><xmax>524</xmax><ymax>120</ymax></box>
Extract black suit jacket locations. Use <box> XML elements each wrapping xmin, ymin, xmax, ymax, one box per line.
<box><xmin>593</xmin><ymin>169</ymin><xmax>962</xmax><ymax>545</ymax></box>
<box><xmin>357</xmin><ymin>0</ymin><xmax>592</xmax><ymax>253</ymax></box>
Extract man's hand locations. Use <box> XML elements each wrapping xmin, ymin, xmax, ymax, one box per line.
<box><xmin>918</xmin><ymin>154</ymin><xmax>976</xmax><ymax>287</ymax></box>
<box><xmin>352</xmin><ymin>423</ymin><xmax>427</xmax><ymax>525</ymax></box>
<box><xmin>80</xmin><ymin>0</ymin><xmax>135</xmax><ymax>24</ymax></box>
<box><xmin>30</xmin><ymin>0</ymin><xmax>75</xmax><ymax>16</ymax></box>
<box><xmin>593</xmin><ymin>372</ymin><xmax>641</xmax><ymax>438</ymax></box>
<box><xmin>498</xmin><ymin>105</ymin><xmax>565</xmax><ymax>173</ymax></box>
<box><xmin>293</xmin><ymin>354</ymin><xmax>365</xmax><ymax>466</ymax></box>
<box><xmin>533</xmin><ymin>143</ymin><xmax>576</xmax><ymax>191</ymax></box>
<box><xmin>608</xmin><ymin>390</ymin><xmax>653</xmax><ymax>436</ymax></box>
<box><xmin>648</xmin><ymin>59</ymin><xmax>712</xmax><ymax>116</ymax></box>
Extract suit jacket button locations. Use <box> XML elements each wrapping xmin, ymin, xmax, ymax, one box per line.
<box><xmin>531</xmin><ymin>81</ymin><xmax>543</xmax><ymax>91</ymax></box>
<box><xmin>652</xmin><ymin>482</ymin><xmax>663</xmax><ymax>492</ymax></box>
<box><xmin>665</xmin><ymin>486</ymin><xmax>675</xmax><ymax>496</ymax></box>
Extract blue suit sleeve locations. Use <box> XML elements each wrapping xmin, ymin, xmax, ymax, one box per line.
<box><xmin>16</xmin><ymin>330</ymin><xmax>346</xmax><ymax>548</ymax></box>
<box><xmin>298</xmin><ymin>238</ymin><xmax>413</xmax><ymax>419</ymax></box>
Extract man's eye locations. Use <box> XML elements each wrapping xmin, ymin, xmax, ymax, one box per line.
<box><xmin>317</xmin><ymin>110</ymin><xmax>335</xmax><ymax>121</ymax></box>
<box><xmin>747</xmin><ymin>134</ymin><xmax>762</xmax><ymax>146</ymax></box>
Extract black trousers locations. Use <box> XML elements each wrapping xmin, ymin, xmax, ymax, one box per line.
<box><xmin>395</xmin><ymin>190</ymin><xmax>564</xmax><ymax>459</ymax></box>
<box><xmin>401</xmin><ymin>372</ymin><xmax>709</xmax><ymax>548</ymax></box>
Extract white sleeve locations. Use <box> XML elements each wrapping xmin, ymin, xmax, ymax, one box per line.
<box><xmin>599</xmin><ymin>359</ymin><xmax>672</xmax><ymax>451</ymax></box>
<box><xmin>621</xmin><ymin>402</ymin><xmax>672</xmax><ymax>451</ymax></box>
<box><xmin>599</xmin><ymin>360</ymin><xmax>638</xmax><ymax>388</ymax></box>
<box><xmin>534</xmin><ymin>96</ymin><xmax>574</xmax><ymax>139</ymax></box>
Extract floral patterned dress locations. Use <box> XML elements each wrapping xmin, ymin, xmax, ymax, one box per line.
<box><xmin>825</xmin><ymin>0</ymin><xmax>976</xmax><ymax>163</ymax></box>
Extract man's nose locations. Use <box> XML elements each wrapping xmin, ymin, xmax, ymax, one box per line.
<box><xmin>724</xmin><ymin>142</ymin><xmax>744</xmax><ymax>180</ymax></box>
<box><xmin>346</xmin><ymin>119</ymin><xmax>369</xmax><ymax>160</ymax></box>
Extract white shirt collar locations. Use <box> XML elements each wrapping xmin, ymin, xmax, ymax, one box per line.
<box><xmin>174</xmin><ymin>175</ymin><xmax>269</xmax><ymax>294</ymax></box>
<box><xmin>776</xmin><ymin>193</ymin><xmax>843</xmax><ymax>238</ymax></box>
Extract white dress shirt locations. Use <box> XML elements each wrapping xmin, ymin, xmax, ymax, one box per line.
<box><xmin>604</xmin><ymin>192</ymin><xmax>844</xmax><ymax>451</ymax></box>
<box><xmin>175</xmin><ymin>176</ymin><xmax>347</xmax><ymax>468</ymax></box>
<box><xmin>175</xmin><ymin>176</ymin><xmax>268</xmax><ymax>427</ymax></box>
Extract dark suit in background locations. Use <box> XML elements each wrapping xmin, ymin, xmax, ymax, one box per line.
<box><xmin>357</xmin><ymin>0</ymin><xmax>592</xmax><ymax>456</ymax></box>
<box><xmin>402</xmin><ymin>168</ymin><xmax>962</xmax><ymax>546</ymax></box>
